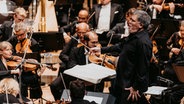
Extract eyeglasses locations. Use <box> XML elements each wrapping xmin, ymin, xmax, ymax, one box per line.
<box><xmin>15</xmin><ymin>33</ymin><xmax>25</xmax><ymax>37</ymax></box>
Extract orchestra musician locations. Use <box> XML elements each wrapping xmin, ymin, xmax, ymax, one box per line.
<box><xmin>147</xmin><ymin>0</ymin><xmax>184</xmax><ymax>19</ymax></box>
<box><xmin>106</xmin><ymin>8</ymin><xmax>136</xmax><ymax>45</ymax></box>
<box><xmin>0</xmin><ymin>41</ymin><xmax>21</xmax><ymax>81</ymax></box>
<box><xmin>90</xmin><ymin>10</ymin><xmax>152</xmax><ymax>104</ymax></box>
<box><xmin>0</xmin><ymin>7</ymin><xmax>27</xmax><ymax>41</ymax></box>
<box><xmin>89</xmin><ymin>0</ymin><xmax>124</xmax><ymax>46</ymax></box>
<box><xmin>50</xmin><ymin>22</ymin><xmax>90</xmax><ymax>101</ymax></box>
<box><xmin>68</xmin><ymin>79</ymin><xmax>97</xmax><ymax>104</ymax></box>
<box><xmin>60</xmin><ymin>9</ymin><xmax>90</xmax><ymax>44</ymax></box>
<box><xmin>157</xmin><ymin>20</ymin><xmax>184</xmax><ymax>104</ymax></box>
<box><xmin>7</xmin><ymin>22</ymin><xmax>44</xmax><ymax>99</ymax></box>
<box><xmin>50</xmin><ymin>31</ymin><xmax>107</xmax><ymax>103</ymax></box>
<box><xmin>0</xmin><ymin>78</ymin><xmax>21</xmax><ymax>103</ymax></box>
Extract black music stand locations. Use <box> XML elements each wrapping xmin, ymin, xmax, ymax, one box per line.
<box><xmin>159</xmin><ymin>64</ymin><xmax>184</xmax><ymax>104</ymax></box>
<box><xmin>32</xmin><ymin>32</ymin><xmax>64</xmax><ymax>52</ymax></box>
<box><xmin>61</xmin><ymin>89</ymin><xmax>116</xmax><ymax>104</ymax></box>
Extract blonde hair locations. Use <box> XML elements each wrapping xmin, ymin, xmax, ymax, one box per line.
<box><xmin>14</xmin><ymin>7</ymin><xmax>27</xmax><ymax>18</ymax></box>
<box><xmin>0</xmin><ymin>78</ymin><xmax>20</xmax><ymax>96</ymax></box>
<box><xmin>0</xmin><ymin>41</ymin><xmax>12</xmax><ymax>51</ymax></box>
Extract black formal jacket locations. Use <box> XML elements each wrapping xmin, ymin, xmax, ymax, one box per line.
<box><xmin>68</xmin><ymin>46</ymin><xmax>87</xmax><ymax>69</ymax></box>
<box><xmin>60</xmin><ymin>21</ymin><xmax>78</xmax><ymax>36</ymax></box>
<box><xmin>0</xmin><ymin>59</ymin><xmax>14</xmax><ymax>81</ymax></box>
<box><xmin>0</xmin><ymin>93</ymin><xmax>21</xmax><ymax>104</ymax></box>
<box><xmin>0</xmin><ymin>21</ymin><xmax>13</xmax><ymax>41</ymax></box>
<box><xmin>90</xmin><ymin>3</ymin><xmax>124</xmax><ymax>30</ymax></box>
<box><xmin>101</xmin><ymin>30</ymin><xmax>152</xmax><ymax>93</ymax></box>
<box><xmin>7</xmin><ymin>36</ymin><xmax>40</xmax><ymax>53</ymax></box>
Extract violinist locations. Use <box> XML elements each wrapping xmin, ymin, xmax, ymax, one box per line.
<box><xmin>0</xmin><ymin>41</ymin><xmax>21</xmax><ymax>81</ymax></box>
<box><xmin>50</xmin><ymin>22</ymin><xmax>90</xmax><ymax>101</ymax></box>
<box><xmin>156</xmin><ymin>20</ymin><xmax>184</xmax><ymax>104</ymax></box>
<box><xmin>106</xmin><ymin>8</ymin><xmax>136</xmax><ymax>45</ymax></box>
<box><xmin>60</xmin><ymin>9</ymin><xmax>90</xmax><ymax>44</ymax></box>
<box><xmin>0</xmin><ymin>7</ymin><xmax>27</xmax><ymax>41</ymax></box>
<box><xmin>7</xmin><ymin>22</ymin><xmax>39</xmax><ymax>53</ymax></box>
<box><xmin>7</xmin><ymin>22</ymin><xmax>43</xmax><ymax>99</ymax></box>
<box><xmin>147</xmin><ymin>0</ymin><xmax>184</xmax><ymax>19</ymax></box>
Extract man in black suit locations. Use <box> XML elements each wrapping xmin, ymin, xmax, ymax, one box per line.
<box><xmin>68</xmin><ymin>31</ymin><xmax>99</xmax><ymax>68</ymax></box>
<box><xmin>0</xmin><ymin>7</ymin><xmax>27</xmax><ymax>41</ymax></box>
<box><xmin>60</xmin><ymin>9</ymin><xmax>89</xmax><ymax>44</ymax></box>
<box><xmin>89</xmin><ymin>0</ymin><xmax>124</xmax><ymax>46</ymax></box>
<box><xmin>50</xmin><ymin>23</ymin><xmax>90</xmax><ymax>101</ymax></box>
<box><xmin>90</xmin><ymin>10</ymin><xmax>152</xmax><ymax>104</ymax></box>
<box><xmin>69</xmin><ymin>79</ymin><xmax>97</xmax><ymax>104</ymax></box>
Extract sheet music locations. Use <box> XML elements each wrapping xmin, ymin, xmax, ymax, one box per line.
<box><xmin>84</xmin><ymin>96</ymin><xmax>103</xmax><ymax>104</ymax></box>
<box><xmin>64</xmin><ymin>63</ymin><xmax>116</xmax><ymax>84</ymax></box>
<box><xmin>144</xmin><ymin>86</ymin><xmax>167</xmax><ymax>95</ymax></box>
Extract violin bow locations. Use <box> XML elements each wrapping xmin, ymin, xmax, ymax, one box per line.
<box><xmin>101</xmin><ymin>32</ymin><xmax>114</xmax><ymax>66</ymax></box>
<box><xmin>87</xmin><ymin>11</ymin><xmax>95</xmax><ymax>23</ymax></box>
<box><xmin>70</xmin><ymin>35</ymin><xmax>90</xmax><ymax>50</ymax></box>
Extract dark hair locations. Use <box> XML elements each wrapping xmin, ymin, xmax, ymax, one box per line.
<box><xmin>69</xmin><ymin>80</ymin><xmax>86</xmax><ymax>99</ymax></box>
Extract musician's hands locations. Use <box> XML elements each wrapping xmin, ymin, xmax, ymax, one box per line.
<box><xmin>151</xmin><ymin>4</ymin><xmax>163</xmax><ymax>13</ymax></box>
<box><xmin>37</xmin><ymin>66</ymin><xmax>46</xmax><ymax>76</ymax></box>
<box><xmin>63</xmin><ymin>32</ymin><xmax>71</xmax><ymax>44</ymax></box>
<box><xmin>89</xmin><ymin>47</ymin><xmax>101</xmax><ymax>55</ymax></box>
<box><xmin>169</xmin><ymin>2</ymin><xmax>175</xmax><ymax>14</ymax></box>
<box><xmin>171</xmin><ymin>48</ymin><xmax>180</xmax><ymax>55</ymax></box>
<box><xmin>106</xmin><ymin>31</ymin><xmax>115</xmax><ymax>38</ymax></box>
<box><xmin>12</xmin><ymin>56</ymin><xmax>22</xmax><ymax>62</ymax></box>
<box><xmin>125</xmin><ymin>87</ymin><xmax>141</xmax><ymax>101</ymax></box>
<box><xmin>10</xmin><ymin>68</ymin><xmax>20</xmax><ymax>75</ymax></box>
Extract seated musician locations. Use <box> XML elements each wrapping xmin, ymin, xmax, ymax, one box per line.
<box><xmin>60</xmin><ymin>9</ymin><xmax>90</xmax><ymax>44</ymax></box>
<box><xmin>159</xmin><ymin>20</ymin><xmax>184</xmax><ymax>104</ymax></box>
<box><xmin>50</xmin><ymin>22</ymin><xmax>90</xmax><ymax>101</ymax></box>
<box><xmin>0</xmin><ymin>78</ymin><xmax>21</xmax><ymax>103</ymax></box>
<box><xmin>89</xmin><ymin>0</ymin><xmax>124</xmax><ymax>46</ymax></box>
<box><xmin>7</xmin><ymin>22</ymin><xmax>45</xmax><ymax>99</ymax></box>
<box><xmin>147</xmin><ymin>0</ymin><xmax>184</xmax><ymax>19</ymax></box>
<box><xmin>50</xmin><ymin>31</ymin><xmax>107</xmax><ymax>102</ymax></box>
<box><xmin>106</xmin><ymin>8</ymin><xmax>136</xmax><ymax>45</ymax></box>
<box><xmin>68</xmin><ymin>79</ymin><xmax>97</xmax><ymax>104</ymax></box>
<box><xmin>59</xmin><ymin>22</ymin><xmax>90</xmax><ymax>70</ymax></box>
<box><xmin>0</xmin><ymin>41</ymin><xmax>21</xmax><ymax>81</ymax></box>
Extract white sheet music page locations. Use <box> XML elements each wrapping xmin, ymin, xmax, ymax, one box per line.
<box><xmin>64</xmin><ymin>63</ymin><xmax>116</xmax><ymax>84</ymax></box>
<box><xmin>84</xmin><ymin>96</ymin><xmax>103</xmax><ymax>104</ymax></box>
<box><xmin>144</xmin><ymin>86</ymin><xmax>167</xmax><ymax>95</ymax></box>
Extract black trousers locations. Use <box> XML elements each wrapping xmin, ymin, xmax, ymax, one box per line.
<box><xmin>21</xmin><ymin>72</ymin><xmax>42</xmax><ymax>99</ymax></box>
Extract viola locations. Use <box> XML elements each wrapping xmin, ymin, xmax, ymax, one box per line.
<box><xmin>15</xmin><ymin>38</ymin><xmax>32</xmax><ymax>53</ymax></box>
<box><xmin>88</xmin><ymin>53</ymin><xmax>117</xmax><ymax>70</ymax></box>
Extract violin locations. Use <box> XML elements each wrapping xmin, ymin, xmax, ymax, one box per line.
<box><xmin>15</xmin><ymin>38</ymin><xmax>32</xmax><ymax>53</ymax></box>
<box><xmin>88</xmin><ymin>53</ymin><xmax>117</xmax><ymax>70</ymax></box>
<box><xmin>162</xmin><ymin>3</ymin><xmax>184</xmax><ymax>10</ymax></box>
<box><xmin>6</xmin><ymin>60</ymin><xmax>37</xmax><ymax>72</ymax></box>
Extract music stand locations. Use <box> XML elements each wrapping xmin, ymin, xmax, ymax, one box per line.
<box><xmin>32</xmin><ymin>32</ymin><xmax>64</xmax><ymax>52</ymax></box>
